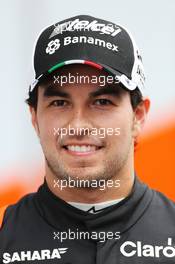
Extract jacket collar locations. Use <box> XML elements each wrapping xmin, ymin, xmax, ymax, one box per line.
<box><xmin>34</xmin><ymin>176</ymin><xmax>153</xmax><ymax>235</ymax></box>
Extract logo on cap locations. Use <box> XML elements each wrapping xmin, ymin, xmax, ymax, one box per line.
<box><xmin>49</xmin><ymin>18</ymin><xmax>122</xmax><ymax>38</ymax></box>
<box><xmin>46</xmin><ymin>39</ymin><xmax>61</xmax><ymax>55</ymax></box>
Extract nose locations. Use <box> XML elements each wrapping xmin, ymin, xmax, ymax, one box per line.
<box><xmin>67</xmin><ymin>107</ymin><xmax>92</xmax><ymax>137</ymax></box>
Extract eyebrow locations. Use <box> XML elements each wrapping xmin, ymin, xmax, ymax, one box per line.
<box><xmin>43</xmin><ymin>84</ymin><xmax>122</xmax><ymax>99</ymax></box>
<box><xmin>43</xmin><ymin>85</ymin><xmax>71</xmax><ymax>98</ymax></box>
<box><xmin>89</xmin><ymin>84</ymin><xmax>122</xmax><ymax>98</ymax></box>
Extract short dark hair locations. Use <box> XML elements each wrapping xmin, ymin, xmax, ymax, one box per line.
<box><xmin>130</xmin><ymin>88</ymin><xmax>143</xmax><ymax>109</ymax></box>
<box><xmin>25</xmin><ymin>84</ymin><xmax>143</xmax><ymax>111</ymax></box>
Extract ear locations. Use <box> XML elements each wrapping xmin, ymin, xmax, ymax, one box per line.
<box><xmin>132</xmin><ymin>98</ymin><xmax>150</xmax><ymax>140</ymax></box>
<box><xmin>29</xmin><ymin>106</ymin><xmax>40</xmax><ymax>137</ymax></box>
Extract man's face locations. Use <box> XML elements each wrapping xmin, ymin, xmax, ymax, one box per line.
<box><xmin>31</xmin><ymin>65</ymin><xmax>145</xmax><ymax>183</ymax></box>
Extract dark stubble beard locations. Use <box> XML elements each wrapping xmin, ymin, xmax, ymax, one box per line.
<box><xmin>44</xmin><ymin>142</ymin><xmax>132</xmax><ymax>189</ymax></box>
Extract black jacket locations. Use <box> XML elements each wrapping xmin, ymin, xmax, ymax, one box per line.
<box><xmin>0</xmin><ymin>177</ymin><xmax>175</xmax><ymax>263</ymax></box>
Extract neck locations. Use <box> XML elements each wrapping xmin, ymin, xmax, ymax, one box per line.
<box><xmin>45</xmin><ymin>157</ymin><xmax>135</xmax><ymax>204</ymax></box>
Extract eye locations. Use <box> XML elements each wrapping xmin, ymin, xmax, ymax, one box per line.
<box><xmin>49</xmin><ymin>100</ymin><xmax>68</xmax><ymax>107</ymax></box>
<box><xmin>94</xmin><ymin>98</ymin><xmax>113</xmax><ymax>105</ymax></box>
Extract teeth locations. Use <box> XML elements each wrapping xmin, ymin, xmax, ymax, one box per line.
<box><xmin>66</xmin><ymin>145</ymin><xmax>97</xmax><ymax>152</ymax></box>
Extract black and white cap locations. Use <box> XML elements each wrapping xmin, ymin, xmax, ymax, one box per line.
<box><xmin>31</xmin><ymin>15</ymin><xmax>146</xmax><ymax>96</ymax></box>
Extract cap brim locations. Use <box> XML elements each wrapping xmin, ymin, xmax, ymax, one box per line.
<box><xmin>30</xmin><ymin>59</ymin><xmax>144</xmax><ymax>95</ymax></box>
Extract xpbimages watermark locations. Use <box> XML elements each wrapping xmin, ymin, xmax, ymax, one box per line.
<box><xmin>53</xmin><ymin>126</ymin><xmax>121</xmax><ymax>139</ymax></box>
<box><xmin>53</xmin><ymin>178</ymin><xmax>120</xmax><ymax>191</ymax></box>
<box><xmin>53</xmin><ymin>73</ymin><xmax>120</xmax><ymax>87</ymax></box>
<box><xmin>50</xmin><ymin>18</ymin><xmax>122</xmax><ymax>37</ymax></box>
<box><xmin>53</xmin><ymin>229</ymin><xmax>121</xmax><ymax>243</ymax></box>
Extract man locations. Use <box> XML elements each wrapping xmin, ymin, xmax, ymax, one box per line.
<box><xmin>0</xmin><ymin>15</ymin><xmax>175</xmax><ymax>264</ymax></box>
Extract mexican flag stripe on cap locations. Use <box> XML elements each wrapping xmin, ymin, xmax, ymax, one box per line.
<box><xmin>48</xmin><ymin>59</ymin><xmax>103</xmax><ymax>74</ymax></box>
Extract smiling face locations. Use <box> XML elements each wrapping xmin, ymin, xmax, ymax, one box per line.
<box><xmin>30</xmin><ymin>64</ymin><xmax>148</xmax><ymax>186</ymax></box>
